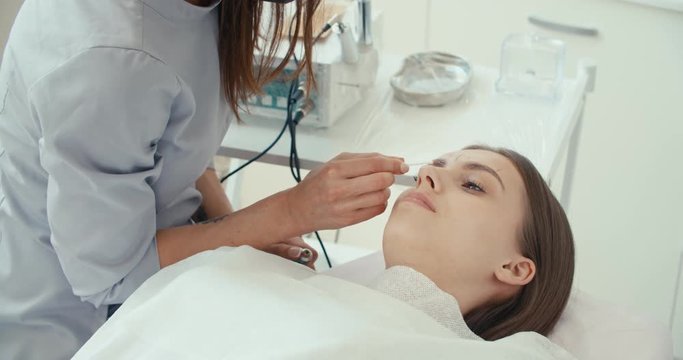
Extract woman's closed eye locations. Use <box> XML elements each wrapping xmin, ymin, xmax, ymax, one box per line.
<box><xmin>462</xmin><ymin>180</ymin><xmax>485</xmax><ymax>193</ymax></box>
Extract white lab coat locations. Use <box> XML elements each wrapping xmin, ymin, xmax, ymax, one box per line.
<box><xmin>0</xmin><ymin>0</ymin><xmax>230</xmax><ymax>358</ymax></box>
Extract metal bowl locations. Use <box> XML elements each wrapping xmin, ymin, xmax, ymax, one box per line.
<box><xmin>390</xmin><ymin>52</ymin><xmax>472</xmax><ymax>107</ymax></box>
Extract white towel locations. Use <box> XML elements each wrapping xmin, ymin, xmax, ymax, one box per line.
<box><xmin>74</xmin><ymin>246</ymin><xmax>576</xmax><ymax>359</ymax></box>
<box><xmin>372</xmin><ymin>266</ymin><xmax>481</xmax><ymax>340</ymax></box>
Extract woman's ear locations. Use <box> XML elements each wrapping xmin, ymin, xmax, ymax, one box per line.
<box><xmin>494</xmin><ymin>257</ymin><xmax>536</xmax><ymax>286</ymax></box>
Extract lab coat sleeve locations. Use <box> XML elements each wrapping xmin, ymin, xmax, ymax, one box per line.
<box><xmin>29</xmin><ymin>47</ymin><xmax>185</xmax><ymax>308</ymax></box>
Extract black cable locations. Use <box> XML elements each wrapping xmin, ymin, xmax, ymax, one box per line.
<box><xmin>219</xmin><ymin>120</ymin><xmax>289</xmax><ymax>183</ymax></box>
<box><xmin>283</xmin><ymin>52</ymin><xmax>332</xmax><ymax>268</ymax></box>
<box><xmin>220</xmin><ymin>62</ymin><xmax>300</xmax><ymax>183</ymax></box>
<box><xmin>288</xmin><ymin>122</ymin><xmax>301</xmax><ymax>182</ymax></box>
<box><xmin>219</xmin><ymin>17</ymin><xmax>301</xmax><ymax>184</ymax></box>
<box><xmin>220</xmin><ymin>21</ymin><xmax>333</xmax><ymax>268</ymax></box>
<box><xmin>220</xmin><ymin>15</ymin><xmax>335</xmax><ymax>183</ymax></box>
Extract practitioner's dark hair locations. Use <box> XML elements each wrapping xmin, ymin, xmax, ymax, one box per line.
<box><xmin>217</xmin><ymin>0</ymin><xmax>321</xmax><ymax>119</ymax></box>
<box><xmin>462</xmin><ymin>145</ymin><xmax>575</xmax><ymax>340</ymax></box>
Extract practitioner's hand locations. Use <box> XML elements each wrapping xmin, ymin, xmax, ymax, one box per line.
<box><xmin>285</xmin><ymin>152</ymin><xmax>408</xmax><ymax>234</ymax></box>
<box><xmin>264</xmin><ymin>237</ymin><xmax>318</xmax><ymax>269</ymax></box>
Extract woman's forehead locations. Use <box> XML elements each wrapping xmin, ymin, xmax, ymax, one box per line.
<box><xmin>438</xmin><ymin>149</ymin><xmax>508</xmax><ymax>166</ymax></box>
<box><xmin>437</xmin><ymin>150</ymin><xmax>521</xmax><ymax>182</ymax></box>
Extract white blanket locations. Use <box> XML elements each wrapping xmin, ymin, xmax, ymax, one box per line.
<box><xmin>74</xmin><ymin>246</ymin><xmax>575</xmax><ymax>359</ymax></box>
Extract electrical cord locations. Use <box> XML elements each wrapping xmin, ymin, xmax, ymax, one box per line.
<box><xmin>285</xmin><ymin>62</ymin><xmax>332</xmax><ymax>269</ymax></box>
<box><xmin>219</xmin><ymin>81</ymin><xmax>306</xmax><ymax>183</ymax></box>
<box><xmin>221</xmin><ymin>15</ymin><xmax>335</xmax><ymax>182</ymax></box>
<box><xmin>220</xmin><ymin>20</ymin><xmax>335</xmax><ymax>268</ymax></box>
<box><xmin>219</xmin><ymin>120</ymin><xmax>289</xmax><ymax>183</ymax></box>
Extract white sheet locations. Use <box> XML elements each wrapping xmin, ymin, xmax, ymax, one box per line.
<box><xmin>74</xmin><ymin>246</ymin><xmax>575</xmax><ymax>359</ymax></box>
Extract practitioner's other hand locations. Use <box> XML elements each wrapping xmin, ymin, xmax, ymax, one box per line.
<box><xmin>285</xmin><ymin>153</ymin><xmax>408</xmax><ymax>234</ymax></box>
<box><xmin>264</xmin><ymin>236</ymin><xmax>318</xmax><ymax>269</ymax></box>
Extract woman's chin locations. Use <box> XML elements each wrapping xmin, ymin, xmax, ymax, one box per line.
<box><xmin>383</xmin><ymin>225</ymin><xmax>423</xmax><ymax>257</ymax></box>
<box><xmin>384</xmin><ymin>218</ymin><xmax>412</xmax><ymax>240</ymax></box>
<box><xmin>386</xmin><ymin>213</ymin><xmax>430</xmax><ymax>239</ymax></box>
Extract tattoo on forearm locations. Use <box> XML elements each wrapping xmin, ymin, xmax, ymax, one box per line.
<box><xmin>199</xmin><ymin>214</ymin><xmax>230</xmax><ymax>224</ymax></box>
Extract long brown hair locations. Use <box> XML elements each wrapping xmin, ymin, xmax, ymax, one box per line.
<box><xmin>217</xmin><ymin>0</ymin><xmax>321</xmax><ymax>117</ymax></box>
<box><xmin>463</xmin><ymin>145</ymin><xmax>575</xmax><ymax>340</ymax></box>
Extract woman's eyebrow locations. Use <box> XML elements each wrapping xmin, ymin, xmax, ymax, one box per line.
<box><xmin>432</xmin><ymin>158</ymin><xmax>448</xmax><ymax>167</ymax></box>
<box><xmin>463</xmin><ymin>162</ymin><xmax>506</xmax><ymax>191</ymax></box>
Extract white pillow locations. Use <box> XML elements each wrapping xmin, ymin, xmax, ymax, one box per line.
<box><xmin>548</xmin><ymin>289</ymin><xmax>673</xmax><ymax>360</ymax></box>
<box><xmin>324</xmin><ymin>250</ymin><xmax>674</xmax><ymax>359</ymax></box>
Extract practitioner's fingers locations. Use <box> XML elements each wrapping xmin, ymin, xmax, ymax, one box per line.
<box><xmin>350</xmin><ymin>203</ymin><xmax>389</xmax><ymax>224</ymax></box>
<box><xmin>264</xmin><ymin>238</ymin><xmax>317</xmax><ymax>269</ymax></box>
<box><xmin>331</xmin><ymin>152</ymin><xmax>405</xmax><ymax>163</ymax></box>
<box><xmin>342</xmin><ymin>172</ymin><xmax>395</xmax><ymax>197</ymax></box>
<box><xmin>283</xmin><ymin>237</ymin><xmax>319</xmax><ymax>267</ymax></box>
<box><xmin>336</xmin><ymin>157</ymin><xmax>408</xmax><ymax>178</ymax></box>
<box><xmin>287</xmin><ymin>154</ymin><xmax>404</xmax><ymax>232</ymax></box>
<box><xmin>340</xmin><ymin>188</ymin><xmax>391</xmax><ymax>212</ymax></box>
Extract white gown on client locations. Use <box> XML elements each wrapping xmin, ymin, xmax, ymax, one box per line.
<box><xmin>74</xmin><ymin>246</ymin><xmax>576</xmax><ymax>359</ymax></box>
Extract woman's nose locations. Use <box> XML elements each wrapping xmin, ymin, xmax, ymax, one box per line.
<box><xmin>416</xmin><ymin>166</ymin><xmax>440</xmax><ymax>192</ymax></box>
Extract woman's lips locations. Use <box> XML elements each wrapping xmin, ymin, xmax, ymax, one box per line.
<box><xmin>398</xmin><ymin>191</ymin><xmax>436</xmax><ymax>213</ymax></box>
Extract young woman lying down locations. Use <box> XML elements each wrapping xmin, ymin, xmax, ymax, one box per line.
<box><xmin>74</xmin><ymin>145</ymin><xmax>576</xmax><ymax>359</ymax></box>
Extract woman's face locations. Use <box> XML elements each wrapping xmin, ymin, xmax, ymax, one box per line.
<box><xmin>383</xmin><ymin>149</ymin><xmax>532</xmax><ymax>309</ymax></box>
